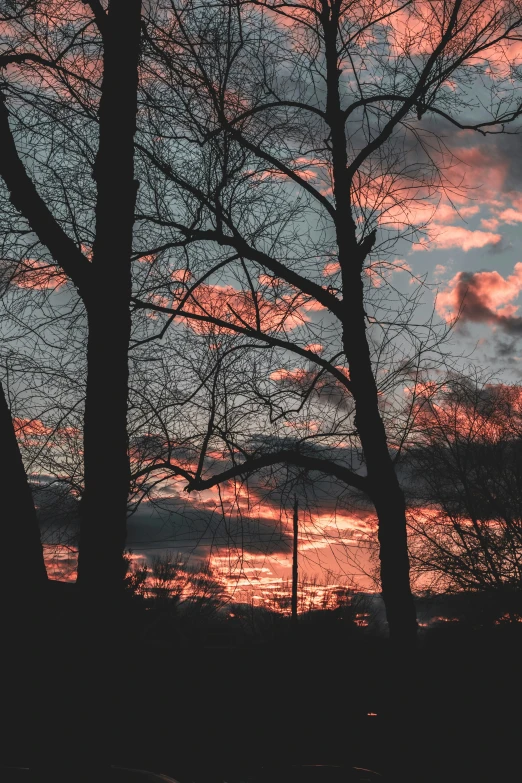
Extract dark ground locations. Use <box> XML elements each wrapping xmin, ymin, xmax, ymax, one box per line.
<box><xmin>4</xmin><ymin>594</ymin><xmax>522</xmax><ymax>782</ymax></box>
<box><xmin>111</xmin><ymin>624</ymin><xmax>522</xmax><ymax>783</ymax></box>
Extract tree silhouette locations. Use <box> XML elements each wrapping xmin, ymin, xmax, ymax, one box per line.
<box><xmin>0</xmin><ymin>380</ymin><xmax>47</xmax><ymax>599</ymax></box>
<box><xmin>407</xmin><ymin>375</ymin><xmax>522</xmax><ymax>605</ymax></box>
<box><xmin>0</xmin><ymin>0</ymin><xmax>142</xmax><ymax>599</ymax></box>
<box><xmin>130</xmin><ymin>0</ymin><xmax>522</xmax><ymax>648</ymax></box>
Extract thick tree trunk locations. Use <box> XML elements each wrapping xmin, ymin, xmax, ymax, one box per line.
<box><xmin>0</xmin><ymin>2</ymin><xmax>142</xmax><ymax>775</ymax></box>
<box><xmin>321</xmin><ymin>8</ymin><xmax>417</xmax><ymax>647</ymax></box>
<box><xmin>76</xmin><ymin>303</ymin><xmax>132</xmax><ymax>595</ymax></box>
<box><xmin>76</xmin><ymin>0</ymin><xmax>142</xmax><ymax>595</ymax></box>
<box><xmin>341</xmin><ymin>267</ymin><xmax>417</xmax><ymax>649</ymax></box>
<box><xmin>0</xmin><ymin>382</ymin><xmax>48</xmax><ymax>778</ymax></box>
<box><xmin>0</xmin><ymin>380</ymin><xmax>47</xmax><ymax>593</ymax></box>
<box><xmin>63</xmin><ymin>3</ymin><xmax>142</xmax><ymax>777</ymax></box>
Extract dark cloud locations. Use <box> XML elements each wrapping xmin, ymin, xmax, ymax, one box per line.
<box><xmin>491</xmin><ymin>134</ymin><xmax>522</xmax><ymax>193</ymax></box>
<box><xmin>438</xmin><ymin>268</ymin><xmax>522</xmax><ymax>335</ymax></box>
<box><xmin>126</xmin><ymin>494</ymin><xmax>293</xmax><ymax>560</ymax></box>
<box><xmin>126</xmin><ymin>438</ymin><xmax>372</xmax><ymax>562</ymax></box>
<box><xmin>487</xmin><ymin>237</ymin><xmax>512</xmax><ymax>255</ymax></box>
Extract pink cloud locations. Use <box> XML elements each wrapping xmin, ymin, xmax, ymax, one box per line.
<box><xmin>301</xmin><ymin>298</ymin><xmax>327</xmax><ymax>311</ymax></box>
<box><xmin>414</xmin><ymin>226</ymin><xmax>502</xmax><ymax>252</ymax></box>
<box><xmin>481</xmin><ymin>217</ymin><xmax>500</xmax><ymax>230</ymax></box>
<box><xmin>497</xmin><ymin>208</ymin><xmax>522</xmax><ymax>225</ymax></box>
<box><xmin>177</xmin><ymin>283</ymin><xmax>310</xmax><ymax>334</ymax></box>
<box><xmin>270</xmin><ymin>368</ymin><xmax>308</xmax><ymax>382</ymax></box>
<box><xmin>385</xmin><ymin>201</ymin><xmax>480</xmax><ymax>230</ymax></box>
<box><xmin>323</xmin><ymin>261</ymin><xmax>341</xmax><ymax>276</ymax></box>
<box><xmin>12</xmin><ymin>258</ymin><xmax>68</xmax><ymax>290</ymax></box>
<box><xmin>434</xmin><ymin>264</ymin><xmax>449</xmax><ymax>279</ymax></box>
<box><xmin>171</xmin><ymin>268</ymin><xmax>192</xmax><ymax>281</ymax></box>
<box><xmin>13</xmin><ymin>417</ymin><xmax>53</xmax><ymax>437</ymax></box>
<box><xmin>435</xmin><ymin>204</ymin><xmax>480</xmax><ymax>223</ymax></box>
<box><xmin>441</xmin><ymin>147</ymin><xmax>509</xmax><ymax>209</ymax></box>
<box><xmin>136</xmin><ymin>253</ymin><xmax>156</xmax><ymax>265</ymax></box>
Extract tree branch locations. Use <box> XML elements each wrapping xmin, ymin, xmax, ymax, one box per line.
<box><xmin>132</xmin><ymin>460</ymin><xmax>194</xmax><ymax>483</ymax></box>
<box><xmin>184</xmin><ymin>449</ymin><xmax>368</xmax><ymax>493</ymax></box>
<box><xmin>423</xmin><ymin>103</ymin><xmax>522</xmax><ymax>135</ymax></box>
<box><xmin>346</xmin><ymin>0</ymin><xmax>464</xmax><ymax>181</ymax></box>
<box><xmin>0</xmin><ymin>93</ymin><xmax>92</xmax><ymax>297</ymax></box>
<box><xmin>204</xmin><ymin>100</ymin><xmax>327</xmax><ymax>138</ymax></box>
<box><xmin>81</xmin><ymin>0</ymin><xmax>108</xmax><ymax>36</ymax></box>
<box><xmin>343</xmin><ymin>93</ymin><xmax>522</xmax><ymax>135</ymax></box>
<box><xmin>132</xmin><ymin>146</ymin><xmax>342</xmax><ymax>314</ymax></box>
<box><xmin>131</xmin><ymin>296</ymin><xmax>352</xmax><ymax>391</ymax></box>
<box><xmin>226</xmin><ymin>126</ymin><xmax>337</xmax><ymax>221</ymax></box>
<box><xmin>0</xmin><ymin>52</ymin><xmax>100</xmax><ymax>89</ymax></box>
<box><xmin>158</xmin><ymin>224</ymin><xmax>343</xmax><ymax>317</ymax></box>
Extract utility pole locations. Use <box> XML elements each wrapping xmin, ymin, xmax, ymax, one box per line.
<box><xmin>291</xmin><ymin>495</ymin><xmax>298</xmax><ymax>625</ymax></box>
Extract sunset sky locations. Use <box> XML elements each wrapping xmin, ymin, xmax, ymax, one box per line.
<box><xmin>13</xmin><ymin>115</ymin><xmax>522</xmax><ymax>606</ymax></box>
<box><xmin>5</xmin><ymin>6</ymin><xmax>522</xmax><ymax>783</ymax></box>
<box><xmin>122</xmin><ymin>128</ymin><xmax>522</xmax><ymax>603</ymax></box>
<box><xmin>4</xmin><ymin>0</ymin><xmax>522</xmax><ymax>606</ymax></box>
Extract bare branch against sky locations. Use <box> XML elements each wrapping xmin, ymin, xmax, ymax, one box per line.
<box><xmin>2</xmin><ymin>0</ymin><xmax>522</xmax><ymax>654</ymax></box>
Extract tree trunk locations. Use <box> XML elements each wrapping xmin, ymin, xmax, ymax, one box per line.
<box><xmin>0</xmin><ymin>2</ymin><xmax>142</xmax><ymax>775</ymax></box>
<box><xmin>76</xmin><ymin>303</ymin><xmax>132</xmax><ymax>595</ymax></box>
<box><xmin>76</xmin><ymin>0</ymin><xmax>142</xmax><ymax>596</ymax></box>
<box><xmin>340</xmin><ymin>263</ymin><xmax>417</xmax><ymax>648</ymax></box>
<box><xmin>0</xmin><ymin>381</ymin><xmax>49</xmax><ymax>777</ymax></box>
<box><xmin>65</xmin><ymin>3</ymin><xmax>142</xmax><ymax>776</ymax></box>
<box><xmin>0</xmin><ymin>380</ymin><xmax>47</xmax><ymax>594</ymax></box>
<box><xmin>321</xmin><ymin>10</ymin><xmax>417</xmax><ymax>647</ymax></box>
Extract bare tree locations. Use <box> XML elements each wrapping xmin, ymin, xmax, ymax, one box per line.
<box><xmin>0</xmin><ymin>3</ymin><xmax>149</xmax><ymax>775</ymax></box>
<box><xmin>406</xmin><ymin>375</ymin><xmax>522</xmax><ymax>604</ymax></box>
<box><xmin>128</xmin><ymin>0</ymin><xmax>522</xmax><ymax>647</ymax></box>
<box><xmin>3</xmin><ymin>0</ymin><xmax>522</xmax><ymax>652</ymax></box>
<box><xmin>0</xmin><ymin>0</ymin><xmax>142</xmax><ymax>597</ymax></box>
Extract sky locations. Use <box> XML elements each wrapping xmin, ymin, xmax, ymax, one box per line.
<box><xmin>118</xmin><ymin>125</ymin><xmax>522</xmax><ymax>603</ymax></box>
<box><xmin>5</xmin><ymin>0</ymin><xmax>522</xmax><ymax>606</ymax></box>
<box><xmin>399</xmin><ymin>129</ymin><xmax>522</xmax><ymax>374</ymax></box>
<box><xmin>16</xmin><ymin>108</ymin><xmax>522</xmax><ymax>607</ymax></box>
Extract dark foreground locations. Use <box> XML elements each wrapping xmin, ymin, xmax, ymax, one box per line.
<box><xmin>3</xmin><ymin>594</ymin><xmax>522</xmax><ymax>782</ymax></box>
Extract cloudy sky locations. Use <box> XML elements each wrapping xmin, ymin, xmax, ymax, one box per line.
<box><xmin>404</xmin><ymin>129</ymin><xmax>522</xmax><ymax>371</ymax></box>
<box><xmin>25</xmin><ymin>122</ymin><xmax>522</xmax><ymax>604</ymax></box>
<box><xmin>119</xmin><ymin>125</ymin><xmax>522</xmax><ymax>600</ymax></box>
<box><xmin>5</xmin><ymin>0</ymin><xmax>522</xmax><ymax>604</ymax></box>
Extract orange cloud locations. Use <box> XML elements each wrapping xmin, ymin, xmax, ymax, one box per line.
<box><xmin>178</xmin><ymin>283</ymin><xmax>310</xmax><ymax>334</ymax></box>
<box><xmin>43</xmin><ymin>545</ymin><xmax>77</xmax><ymax>583</ymax></box>
<box><xmin>13</xmin><ymin>417</ymin><xmax>54</xmax><ymax>437</ymax></box>
<box><xmin>411</xmin><ymin>382</ymin><xmax>522</xmax><ymax>446</ymax></box>
<box><xmin>269</xmin><ymin>367</ymin><xmax>308</xmax><ymax>382</ymax></box>
<box><xmin>13</xmin><ymin>259</ymin><xmax>68</xmax><ymax>291</ymax></box>
<box><xmin>172</xmin><ymin>268</ymin><xmax>192</xmax><ymax>281</ymax></box>
<box><xmin>481</xmin><ymin>217</ymin><xmax>500</xmax><ymax>230</ymax></box>
<box><xmin>382</xmin><ymin>199</ymin><xmax>481</xmax><ymax>230</ymax></box>
<box><xmin>300</xmin><ymin>298</ymin><xmax>327</xmax><ymax>311</ymax></box>
<box><xmin>323</xmin><ymin>261</ymin><xmax>341</xmax><ymax>276</ymax></box>
<box><xmin>496</xmin><ymin>207</ymin><xmax>522</xmax><ymax>225</ymax></box>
